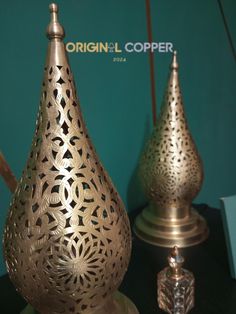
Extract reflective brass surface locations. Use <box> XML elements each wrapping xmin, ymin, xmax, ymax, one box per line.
<box><xmin>134</xmin><ymin>52</ymin><xmax>208</xmax><ymax>247</ymax></box>
<box><xmin>21</xmin><ymin>292</ymin><xmax>139</xmax><ymax>314</ymax></box>
<box><xmin>3</xmin><ymin>4</ymin><xmax>138</xmax><ymax>314</ymax></box>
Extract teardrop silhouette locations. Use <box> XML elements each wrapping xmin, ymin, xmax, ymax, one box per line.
<box><xmin>3</xmin><ymin>4</ymin><xmax>138</xmax><ymax>314</ymax></box>
<box><xmin>134</xmin><ymin>51</ymin><xmax>208</xmax><ymax>248</ymax></box>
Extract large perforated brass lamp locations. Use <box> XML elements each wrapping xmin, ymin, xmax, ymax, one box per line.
<box><xmin>134</xmin><ymin>52</ymin><xmax>209</xmax><ymax>248</ymax></box>
<box><xmin>3</xmin><ymin>4</ymin><xmax>138</xmax><ymax>314</ymax></box>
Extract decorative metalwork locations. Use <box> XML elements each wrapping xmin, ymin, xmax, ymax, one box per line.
<box><xmin>3</xmin><ymin>4</ymin><xmax>138</xmax><ymax>314</ymax></box>
<box><xmin>134</xmin><ymin>51</ymin><xmax>209</xmax><ymax>247</ymax></box>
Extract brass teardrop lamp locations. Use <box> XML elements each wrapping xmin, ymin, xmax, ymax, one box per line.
<box><xmin>3</xmin><ymin>4</ymin><xmax>138</xmax><ymax>314</ymax></box>
<box><xmin>134</xmin><ymin>51</ymin><xmax>209</xmax><ymax>248</ymax></box>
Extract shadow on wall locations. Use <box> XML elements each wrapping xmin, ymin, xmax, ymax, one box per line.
<box><xmin>126</xmin><ymin>115</ymin><xmax>152</xmax><ymax>211</ymax></box>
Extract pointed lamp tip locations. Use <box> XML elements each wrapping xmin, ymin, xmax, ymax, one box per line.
<box><xmin>171</xmin><ymin>50</ymin><xmax>179</xmax><ymax>70</ymax></box>
<box><xmin>49</xmin><ymin>3</ymin><xmax>58</xmax><ymax>13</ymax></box>
<box><xmin>47</xmin><ymin>3</ymin><xmax>65</xmax><ymax>40</ymax></box>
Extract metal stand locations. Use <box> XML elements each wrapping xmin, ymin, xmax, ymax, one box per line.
<box><xmin>134</xmin><ymin>206</ymin><xmax>209</xmax><ymax>248</ymax></box>
<box><xmin>21</xmin><ymin>291</ymin><xmax>139</xmax><ymax>314</ymax></box>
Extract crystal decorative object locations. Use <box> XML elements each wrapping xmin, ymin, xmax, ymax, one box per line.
<box><xmin>157</xmin><ymin>247</ymin><xmax>194</xmax><ymax>314</ymax></box>
<box><xmin>3</xmin><ymin>3</ymin><xmax>138</xmax><ymax>314</ymax></box>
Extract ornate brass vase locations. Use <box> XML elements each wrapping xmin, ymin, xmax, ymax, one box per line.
<box><xmin>134</xmin><ymin>52</ymin><xmax>209</xmax><ymax>248</ymax></box>
<box><xmin>3</xmin><ymin>4</ymin><xmax>138</xmax><ymax>314</ymax></box>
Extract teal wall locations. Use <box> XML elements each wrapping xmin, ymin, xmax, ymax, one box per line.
<box><xmin>0</xmin><ymin>0</ymin><xmax>235</xmax><ymax>275</ymax></box>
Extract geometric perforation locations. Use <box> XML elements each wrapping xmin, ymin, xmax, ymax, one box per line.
<box><xmin>3</xmin><ymin>62</ymin><xmax>131</xmax><ymax>314</ymax></box>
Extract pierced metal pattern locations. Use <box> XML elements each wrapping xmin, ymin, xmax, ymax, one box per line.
<box><xmin>3</xmin><ymin>4</ymin><xmax>132</xmax><ymax>314</ymax></box>
<box><xmin>139</xmin><ymin>53</ymin><xmax>203</xmax><ymax>214</ymax></box>
<box><xmin>134</xmin><ymin>52</ymin><xmax>208</xmax><ymax>248</ymax></box>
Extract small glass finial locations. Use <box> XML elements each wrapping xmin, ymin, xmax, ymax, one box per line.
<box><xmin>171</xmin><ymin>50</ymin><xmax>178</xmax><ymax>70</ymax></box>
<box><xmin>167</xmin><ymin>246</ymin><xmax>184</xmax><ymax>279</ymax></box>
<box><xmin>47</xmin><ymin>3</ymin><xmax>65</xmax><ymax>40</ymax></box>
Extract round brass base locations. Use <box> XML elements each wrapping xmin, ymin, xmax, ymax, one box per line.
<box><xmin>134</xmin><ymin>206</ymin><xmax>209</xmax><ymax>248</ymax></box>
<box><xmin>21</xmin><ymin>291</ymin><xmax>139</xmax><ymax>314</ymax></box>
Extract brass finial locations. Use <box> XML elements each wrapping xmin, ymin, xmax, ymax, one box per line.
<box><xmin>167</xmin><ymin>246</ymin><xmax>184</xmax><ymax>279</ymax></box>
<box><xmin>46</xmin><ymin>3</ymin><xmax>65</xmax><ymax>40</ymax></box>
<box><xmin>171</xmin><ymin>50</ymin><xmax>178</xmax><ymax>70</ymax></box>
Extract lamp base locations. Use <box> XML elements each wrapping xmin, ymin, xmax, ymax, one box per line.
<box><xmin>20</xmin><ymin>291</ymin><xmax>139</xmax><ymax>314</ymax></box>
<box><xmin>134</xmin><ymin>206</ymin><xmax>209</xmax><ymax>248</ymax></box>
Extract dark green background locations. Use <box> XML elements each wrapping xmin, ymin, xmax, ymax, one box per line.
<box><xmin>0</xmin><ymin>0</ymin><xmax>235</xmax><ymax>275</ymax></box>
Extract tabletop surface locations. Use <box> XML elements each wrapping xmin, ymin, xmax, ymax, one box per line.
<box><xmin>1</xmin><ymin>204</ymin><xmax>236</xmax><ymax>314</ymax></box>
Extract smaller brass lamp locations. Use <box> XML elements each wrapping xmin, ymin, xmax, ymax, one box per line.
<box><xmin>134</xmin><ymin>51</ymin><xmax>209</xmax><ymax>248</ymax></box>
